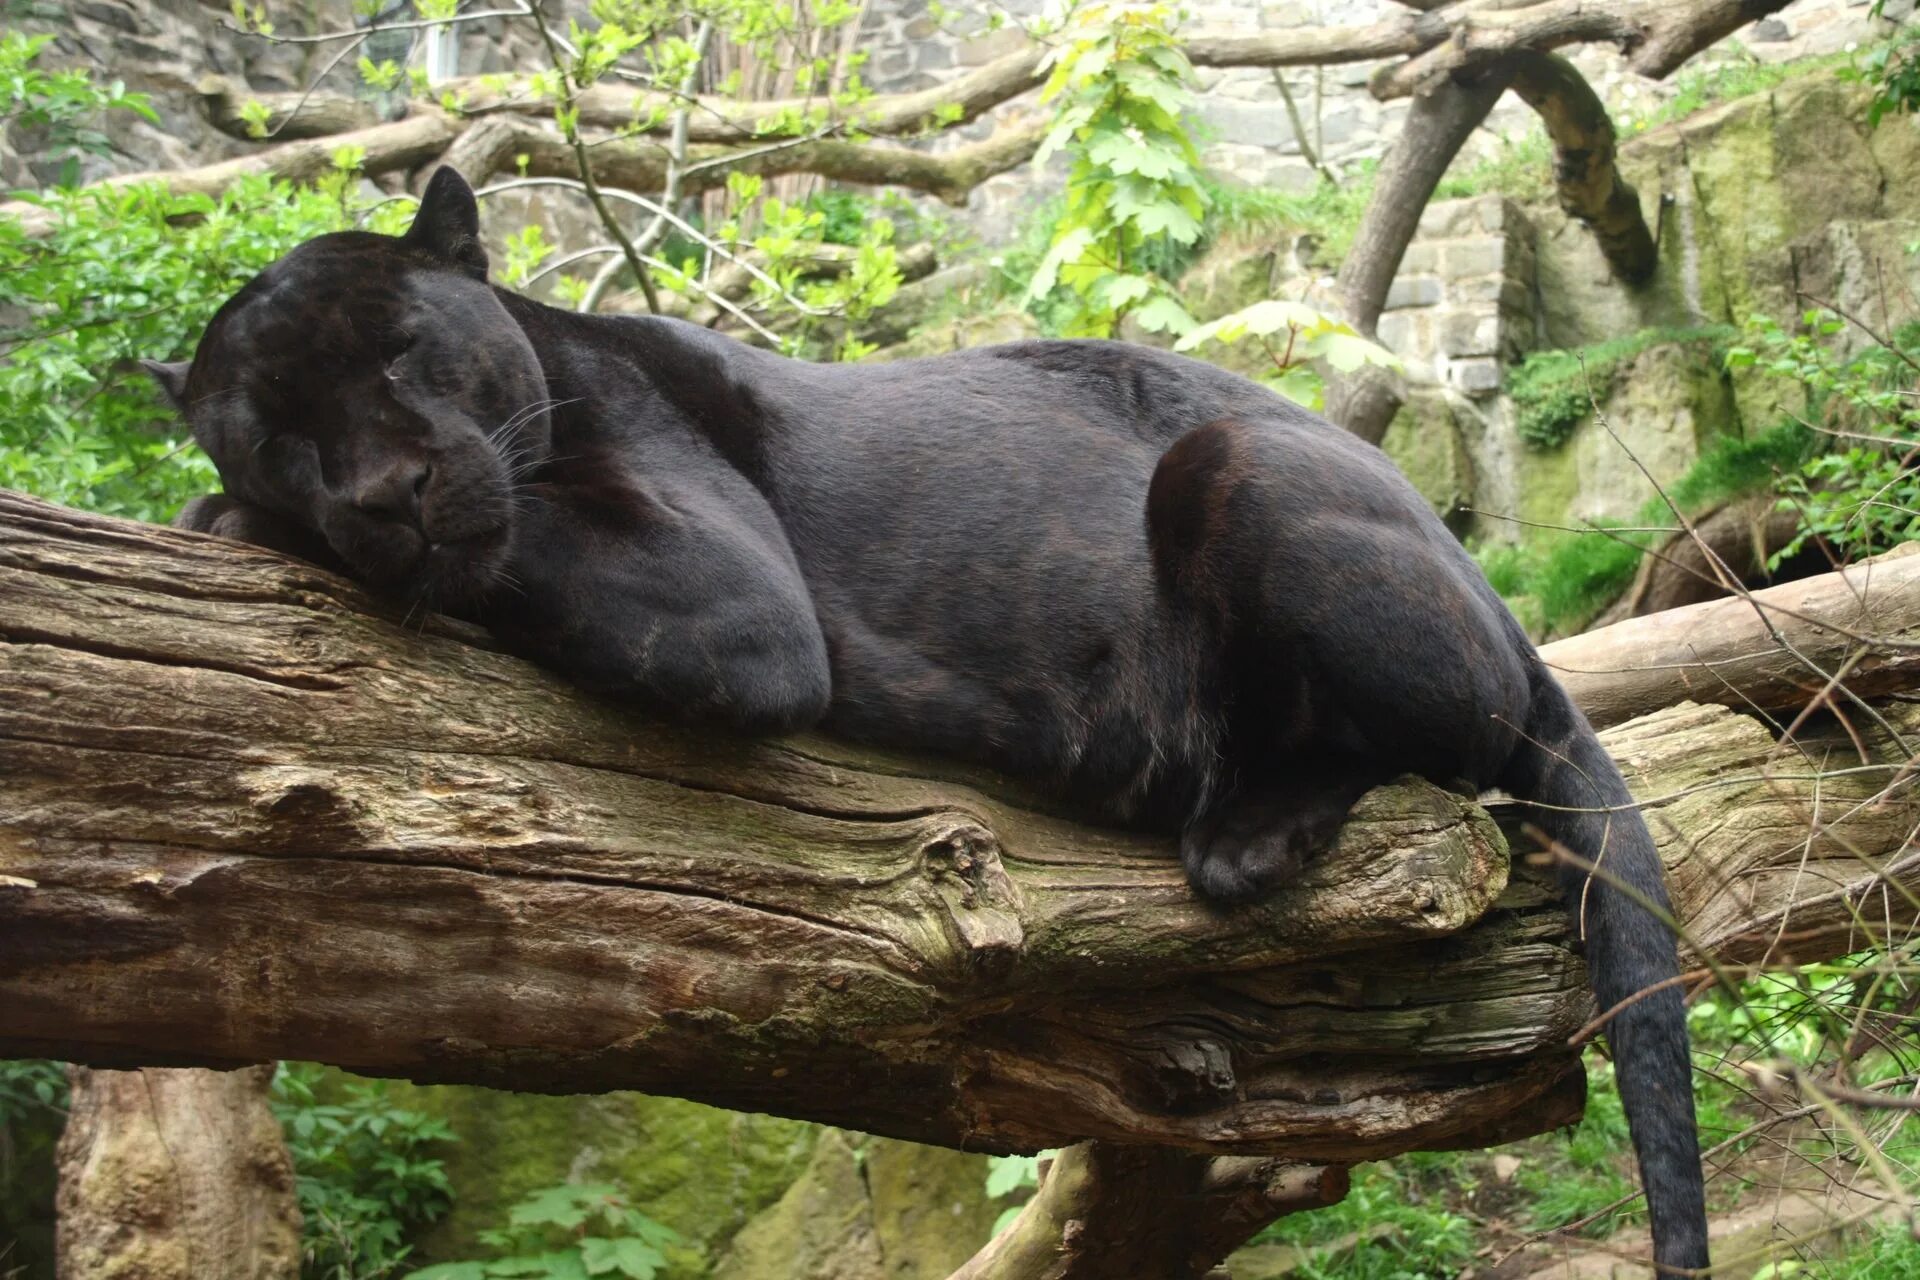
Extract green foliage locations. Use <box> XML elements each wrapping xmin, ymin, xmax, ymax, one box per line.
<box><xmin>1175</xmin><ymin>298</ymin><xmax>1398</xmax><ymax>410</ymax></box>
<box><xmin>0</xmin><ymin>1059</ymin><xmax>66</xmax><ymax>1129</ymax></box>
<box><xmin>1844</xmin><ymin>10</ymin><xmax>1920</xmax><ymax>128</ymax></box>
<box><xmin>0</xmin><ymin>175</ymin><xmax>413</xmax><ymax>522</ymax></box>
<box><xmin>1514</xmin><ymin>1065</ymin><xmax>1634</xmax><ymax>1238</ymax></box>
<box><xmin>1727</xmin><ymin>309</ymin><xmax>1920</xmax><ymax>566</ymax></box>
<box><xmin>1253</xmin><ymin>1154</ymin><xmax>1476</xmax><ymax>1279</ymax></box>
<box><xmin>403</xmin><ymin>1183</ymin><xmax>681</xmax><ymax>1280</ymax></box>
<box><xmin>0</xmin><ymin>31</ymin><xmax>157</xmax><ymax>188</ymax></box>
<box><xmin>273</xmin><ymin>1063</ymin><xmax>457</xmax><ymax>1280</ymax></box>
<box><xmin>983</xmin><ymin>1151</ymin><xmax>1054</xmax><ymax>1236</ymax></box>
<box><xmin>1026</xmin><ymin>1</ymin><xmax>1208</xmax><ymax>338</ymax></box>
<box><xmin>1197</xmin><ymin>164</ymin><xmax>1378</xmax><ymax>267</ymax></box>
<box><xmin>1504</xmin><ymin>326</ymin><xmax>1735</xmax><ymax>450</ymax></box>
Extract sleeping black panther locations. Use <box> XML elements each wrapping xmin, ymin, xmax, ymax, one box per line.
<box><xmin>147</xmin><ymin>167</ymin><xmax>1708</xmax><ymax>1273</ymax></box>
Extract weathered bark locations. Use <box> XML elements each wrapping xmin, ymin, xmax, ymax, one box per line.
<box><xmin>3</xmin><ymin>489</ymin><xmax>1919</xmax><ymax>1164</ymax></box>
<box><xmin>1325</xmin><ymin>65</ymin><xmax>1515</xmax><ymax>443</ymax></box>
<box><xmin>1540</xmin><ymin>543</ymin><xmax>1920</xmax><ymax>730</ymax></box>
<box><xmin>55</xmin><ymin>1065</ymin><xmax>300</xmax><ymax>1280</ymax></box>
<box><xmin>948</xmin><ymin>1146</ymin><xmax>1350</xmax><ymax>1280</ymax></box>
<box><xmin>1507</xmin><ymin>51</ymin><xmax>1656</xmax><ymax>283</ymax></box>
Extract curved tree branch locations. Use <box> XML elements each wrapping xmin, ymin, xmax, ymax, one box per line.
<box><xmin>1507</xmin><ymin>50</ymin><xmax>1657</xmax><ymax>283</ymax></box>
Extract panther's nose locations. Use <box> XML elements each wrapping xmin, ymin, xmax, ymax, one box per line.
<box><xmin>351</xmin><ymin>461</ymin><xmax>431</xmax><ymax>525</ymax></box>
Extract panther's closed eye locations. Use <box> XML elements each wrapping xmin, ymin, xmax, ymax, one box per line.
<box><xmin>375</xmin><ymin>327</ymin><xmax>414</xmax><ymax>377</ymax></box>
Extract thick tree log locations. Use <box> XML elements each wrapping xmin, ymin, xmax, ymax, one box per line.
<box><xmin>1540</xmin><ymin>543</ymin><xmax>1920</xmax><ymax>731</ymax></box>
<box><xmin>55</xmin><ymin>1065</ymin><xmax>300</xmax><ymax>1280</ymax></box>
<box><xmin>2</xmin><ymin>490</ymin><xmax>1918</xmax><ymax>1166</ymax></box>
<box><xmin>197</xmin><ymin>74</ymin><xmax>385</xmax><ymax>140</ymax></box>
<box><xmin>1507</xmin><ymin>51</ymin><xmax>1656</xmax><ymax>284</ymax></box>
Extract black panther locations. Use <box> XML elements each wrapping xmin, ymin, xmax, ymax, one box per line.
<box><xmin>147</xmin><ymin>168</ymin><xmax>1708</xmax><ymax>1272</ymax></box>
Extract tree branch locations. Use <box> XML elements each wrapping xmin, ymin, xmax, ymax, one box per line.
<box><xmin>3</xmin><ymin>489</ymin><xmax>1919</xmax><ymax>1164</ymax></box>
<box><xmin>1368</xmin><ymin>0</ymin><xmax>1793</xmax><ymax>100</ymax></box>
<box><xmin>1507</xmin><ymin>50</ymin><xmax>1657</xmax><ymax>283</ymax></box>
<box><xmin>1325</xmin><ymin>64</ymin><xmax>1515</xmax><ymax>443</ymax></box>
<box><xmin>948</xmin><ymin>1147</ymin><xmax>1350</xmax><ymax>1280</ymax></box>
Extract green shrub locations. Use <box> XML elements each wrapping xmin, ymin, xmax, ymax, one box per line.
<box><xmin>273</xmin><ymin>1063</ymin><xmax>457</xmax><ymax>1280</ymax></box>
<box><xmin>1503</xmin><ymin>326</ymin><xmax>1734</xmax><ymax>450</ymax></box>
<box><xmin>403</xmin><ymin>1182</ymin><xmax>680</xmax><ymax>1280</ymax></box>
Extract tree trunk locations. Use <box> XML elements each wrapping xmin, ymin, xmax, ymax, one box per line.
<box><xmin>4</xmin><ymin>490</ymin><xmax>1918</xmax><ymax>1162</ymax></box>
<box><xmin>55</xmin><ymin>1066</ymin><xmax>300</xmax><ymax>1280</ymax></box>
<box><xmin>948</xmin><ymin>1147</ymin><xmax>1348</xmax><ymax>1280</ymax></box>
<box><xmin>1325</xmin><ymin>66</ymin><xmax>1515</xmax><ymax>443</ymax></box>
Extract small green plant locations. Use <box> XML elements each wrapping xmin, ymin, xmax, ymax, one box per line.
<box><xmin>1253</xmin><ymin>1154</ymin><xmax>1477</xmax><ymax>1280</ymax></box>
<box><xmin>0</xmin><ymin>32</ymin><xmax>158</xmax><ymax>187</ymax></box>
<box><xmin>403</xmin><ymin>1182</ymin><xmax>681</xmax><ymax>1280</ymax></box>
<box><xmin>983</xmin><ymin>1151</ymin><xmax>1055</xmax><ymax>1235</ymax></box>
<box><xmin>0</xmin><ymin>1059</ymin><xmax>66</xmax><ymax>1128</ymax></box>
<box><xmin>272</xmin><ymin>1064</ymin><xmax>456</xmax><ymax>1280</ymax></box>
<box><xmin>1174</xmin><ymin>298</ymin><xmax>1398</xmax><ymax>410</ymax></box>
<box><xmin>1846</xmin><ymin>7</ymin><xmax>1920</xmax><ymax>127</ymax></box>
<box><xmin>1726</xmin><ymin>308</ymin><xmax>1920</xmax><ymax>566</ymax></box>
<box><xmin>1503</xmin><ymin>326</ymin><xmax>1735</xmax><ymax>450</ymax></box>
<box><xmin>1025</xmin><ymin>1</ymin><xmax>1209</xmax><ymax>338</ymax></box>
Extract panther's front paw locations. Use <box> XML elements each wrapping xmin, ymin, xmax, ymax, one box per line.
<box><xmin>1178</xmin><ymin>791</ymin><xmax>1353</xmax><ymax>903</ymax></box>
<box><xmin>173</xmin><ymin>494</ymin><xmax>341</xmax><ymax>569</ymax></box>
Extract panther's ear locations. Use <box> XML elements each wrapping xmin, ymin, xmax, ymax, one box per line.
<box><xmin>405</xmin><ymin>167</ymin><xmax>488</xmax><ymax>279</ymax></box>
<box><xmin>140</xmin><ymin>358</ymin><xmax>192</xmax><ymax>414</ymax></box>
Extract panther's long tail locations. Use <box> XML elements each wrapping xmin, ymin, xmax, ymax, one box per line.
<box><xmin>1500</xmin><ymin>671</ymin><xmax>1710</xmax><ymax>1275</ymax></box>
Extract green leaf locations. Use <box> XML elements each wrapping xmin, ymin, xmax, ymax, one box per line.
<box><xmin>1097</xmin><ymin>274</ymin><xmax>1154</xmax><ymax>309</ymax></box>
<box><xmin>580</xmin><ymin>1236</ymin><xmax>667</xmax><ymax>1279</ymax></box>
<box><xmin>1312</xmin><ymin>329</ymin><xmax>1400</xmax><ymax>374</ymax></box>
<box><xmin>1024</xmin><ymin>226</ymin><xmax>1094</xmax><ymax>301</ymax></box>
<box><xmin>1271</xmin><ymin>364</ymin><xmax>1325</xmax><ymax>410</ymax></box>
<box><xmin>1131</xmin><ymin>293</ymin><xmax>1195</xmax><ymax>335</ymax></box>
<box><xmin>508</xmin><ymin>1184</ymin><xmax>620</xmax><ymax>1232</ymax></box>
<box><xmin>403</xmin><ymin>1266</ymin><xmax>489</xmax><ymax>1280</ymax></box>
<box><xmin>985</xmin><ymin>1154</ymin><xmax>1038</xmax><ymax>1199</ymax></box>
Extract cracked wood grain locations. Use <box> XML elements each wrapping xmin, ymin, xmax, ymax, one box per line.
<box><xmin>2</xmin><ymin>489</ymin><xmax>1916</xmax><ymax>1162</ymax></box>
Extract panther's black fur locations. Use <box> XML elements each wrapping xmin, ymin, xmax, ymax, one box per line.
<box><xmin>150</xmin><ymin>168</ymin><xmax>1709</xmax><ymax>1272</ymax></box>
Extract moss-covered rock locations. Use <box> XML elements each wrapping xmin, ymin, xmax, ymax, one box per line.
<box><xmin>1513</xmin><ymin>341</ymin><xmax>1735</xmax><ymax>529</ymax></box>
<box><xmin>389</xmin><ymin>1085</ymin><xmax>819</xmax><ymax>1278</ymax></box>
<box><xmin>865</xmin><ymin>1139</ymin><xmax>997</xmax><ymax>1279</ymax></box>
<box><xmin>706</xmin><ymin>1132</ymin><xmax>996</xmax><ymax>1280</ymax></box>
<box><xmin>710</xmin><ymin>1131</ymin><xmax>884</xmax><ymax>1280</ymax></box>
<box><xmin>1380</xmin><ymin>389</ymin><xmax>1477</xmax><ymax>530</ymax></box>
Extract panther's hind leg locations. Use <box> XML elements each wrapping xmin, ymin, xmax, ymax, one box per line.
<box><xmin>1179</xmin><ymin>758</ymin><xmax>1376</xmax><ymax>903</ymax></box>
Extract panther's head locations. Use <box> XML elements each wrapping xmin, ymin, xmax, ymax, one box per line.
<box><xmin>147</xmin><ymin>168</ymin><xmax>551</xmax><ymax>608</ymax></box>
